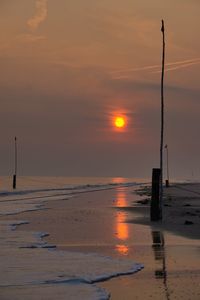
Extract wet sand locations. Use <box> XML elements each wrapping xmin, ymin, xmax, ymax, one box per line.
<box><xmin>99</xmin><ymin>184</ymin><xmax>200</xmax><ymax>299</ymax></box>
<box><xmin>1</xmin><ymin>184</ymin><xmax>200</xmax><ymax>299</ymax></box>
<box><xmin>131</xmin><ymin>183</ymin><xmax>200</xmax><ymax>240</ymax></box>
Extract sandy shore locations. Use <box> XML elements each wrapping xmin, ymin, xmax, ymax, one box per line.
<box><xmin>1</xmin><ymin>183</ymin><xmax>200</xmax><ymax>299</ymax></box>
<box><xmin>99</xmin><ymin>183</ymin><xmax>200</xmax><ymax>299</ymax></box>
<box><xmin>124</xmin><ymin>183</ymin><xmax>200</xmax><ymax>240</ymax></box>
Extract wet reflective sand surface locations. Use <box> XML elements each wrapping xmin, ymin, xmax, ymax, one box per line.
<box><xmin>3</xmin><ymin>186</ymin><xmax>200</xmax><ymax>299</ymax></box>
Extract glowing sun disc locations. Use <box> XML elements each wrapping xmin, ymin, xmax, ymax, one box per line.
<box><xmin>115</xmin><ymin>116</ymin><xmax>125</xmax><ymax>128</ymax></box>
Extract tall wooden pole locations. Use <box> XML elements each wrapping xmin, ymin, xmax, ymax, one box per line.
<box><xmin>13</xmin><ymin>136</ymin><xmax>17</xmax><ymax>189</ymax></box>
<box><xmin>160</xmin><ymin>20</ymin><xmax>165</xmax><ymax>219</ymax></box>
<box><xmin>15</xmin><ymin>136</ymin><xmax>17</xmax><ymax>175</ymax></box>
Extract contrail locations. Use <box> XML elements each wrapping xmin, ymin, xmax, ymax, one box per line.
<box><xmin>111</xmin><ymin>64</ymin><xmax>161</xmax><ymax>74</ymax></box>
<box><xmin>152</xmin><ymin>60</ymin><xmax>200</xmax><ymax>73</ymax></box>
<box><xmin>27</xmin><ymin>0</ymin><xmax>48</xmax><ymax>32</ymax></box>
<box><xmin>111</xmin><ymin>58</ymin><xmax>200</xmax><ymax>75</ymax></box>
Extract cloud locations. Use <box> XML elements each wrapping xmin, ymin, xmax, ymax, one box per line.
<box><xmin>27</xmin><ymin>0</ymin><xmax>48</xmax><ymax>32</ymax></box>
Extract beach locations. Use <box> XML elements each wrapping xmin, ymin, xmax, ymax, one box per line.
<box><xmin>1</xmin><ymin>1</ymin><xmax>200</xmax><ymax>299</ymax></box>
<box><xmin>0</xmin><ymin>179</ymin><xmax>200</xmax><ymax>299</ymax></box>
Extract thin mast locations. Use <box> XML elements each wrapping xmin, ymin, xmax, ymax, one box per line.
<box><xmin>15</xmin><ymin>136</ymin><xmax>17</xmax><ymax>176</ymax></box>
<box><xmin>166</xmin><ymin>145</ymin><xmax>169</xmax><ymax>182</ymax></box>
<box><xmin>160</xmin><ymin>20</ymin><xmax>165</xmax><ymax>219</ymax></box>
<box><xmin>13</xmin><ymin>136</ymin><xmax>17</xmax><ymax>189</ymax></box>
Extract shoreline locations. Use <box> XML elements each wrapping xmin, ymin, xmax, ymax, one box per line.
<box><xmin>1</xmin><ymin>183</ymin><xmax>200</xmax><ymax>299</ymax></box>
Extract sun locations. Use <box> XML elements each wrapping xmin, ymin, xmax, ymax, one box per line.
<box><xmin>115</xmin><ymin>116</ymin><xmax>125</xmax><ymax>128</ymax></box>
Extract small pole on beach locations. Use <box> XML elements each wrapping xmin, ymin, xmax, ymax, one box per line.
<box><xmin>13</xmin><ymin>136</ymin><xmax>17</xmax><ymax>189</ymax></box>
<box><xmin>160</xmin><ymin>19</ymin><xmax>166</xmax><ymax>219</ymax></box>
<box><xmin>165</xmin><ymin>144</ymin><xmax>169</xmax><ymax>187</ymax></box>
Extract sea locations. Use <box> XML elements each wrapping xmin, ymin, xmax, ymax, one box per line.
<box><xmin>0</xmin><ymin>175</ymin><xmax>149</xmax><ymax>191</ymax></box>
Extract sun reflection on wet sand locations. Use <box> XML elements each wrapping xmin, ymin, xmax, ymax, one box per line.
<box><xmin>116</xmin><ymin>212</ymin><xmax>129</xmax><ymax>240</ymax></box>
<box><xmin>115</xmin><ymin>190</ymin><xmax>130</xmax><ymax>255</ymax></box>
<box><xmin>116</xmin><ymin>244</ymin><xmax>129</xmax><ymax>255</ymax></box>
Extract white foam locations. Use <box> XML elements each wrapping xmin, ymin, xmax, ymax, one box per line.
<box><xmin>0</xmin><ymin>220</ymin><xmax>143</xmax><ymax>299</ymax></box>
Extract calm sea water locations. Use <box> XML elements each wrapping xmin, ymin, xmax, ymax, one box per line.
<box><xmin>0</xmin><ymin>176</ymin><xmax>149</xmax><ymax>192</ymax></box>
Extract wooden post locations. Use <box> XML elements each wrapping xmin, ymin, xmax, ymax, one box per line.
<box><xmin>13</xmin><ymin>136</ymin><xmax>17</xmax><ymax>189</ymax></box>
<box><xmin>160</xmin><ymin>20</ymin><xmax>165</xmax><ymax>219</ymax></box>
<box><xmin>151</xmin><ymin>168</ymin><xmax>161</xmax><ymax>221</ymax></box>
<box><xmin>13</xmin><ymin>174</ymin><xmax>16</xmax><ymax>189</ymax></box>
<box><xmin>165</xmin><ymin>144</ymin><xmax>169</xmax><ymax>187</ymax></box>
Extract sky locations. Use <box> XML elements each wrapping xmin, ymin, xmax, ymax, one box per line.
<box><xmin>0</xmin><ymin>0</ymin><xmax>200</xmax><ymax>179</ymax></box>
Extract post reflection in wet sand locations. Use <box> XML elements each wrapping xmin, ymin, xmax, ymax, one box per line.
<box><xmin>115</xmin><ymin>189</ymin><xmax>129</xmax><ymax>255</ymax></box>
<box><xmin>152</xmin><ymin>231</ymin><xmax>170</xmax><ymax>300</ymax></box>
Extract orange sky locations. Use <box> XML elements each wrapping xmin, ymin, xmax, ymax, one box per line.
<box><xmin>0</xmin><ymin>0</ymin><xmax>200</xmax><ymax>179</ymax></box>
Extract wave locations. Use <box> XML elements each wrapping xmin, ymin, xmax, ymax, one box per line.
<box><xmin>0</xmin><ymin>219</ymin><xmax>143</xmax><ymax>300</ymax></box>
<box><xmin>0</xmin><ymin>181</ymin><xmax>139</xmax><ymax>198</ymax></box>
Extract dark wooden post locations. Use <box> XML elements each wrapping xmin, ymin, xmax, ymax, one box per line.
<box><xmin>13</xmin><ymin>174</ymin><xmax>16</xmax><ymax>189</ymax></box>
<box><xmin>165</xmin><ymin>144</ymin><xmax>169</xmax><ymax>187</ymax></box>
<box><xmin>13</xmin><ymin>136</ymin><xmax>17</xmax><ymax>189</ymax></box>
<box><xmin>151</xmin><ymin>168</ymin><xmax>161</xmax><ymax>221</ymax></box>
<box><xmin>159</xmin><ymin>20</ymin><xmax>166</xmax><ymax>219</ymax></box>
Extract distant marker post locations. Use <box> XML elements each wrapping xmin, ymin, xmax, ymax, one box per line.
<box><xmin>165</xmin><ymin>144</ymin><xmax>169</xmax><ymax>187</ymax></box>
<box><xmin>13</xmin><ymin>136</ymin><xmax>17</xmax><ymax>189</ymax></box>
